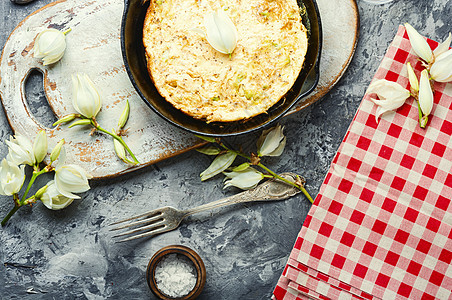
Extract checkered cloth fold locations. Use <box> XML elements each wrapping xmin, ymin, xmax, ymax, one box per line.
<box><xmin>274</xmin><ymin>26</ymin><xmax>452</xmax><ymax>300</ymax></box>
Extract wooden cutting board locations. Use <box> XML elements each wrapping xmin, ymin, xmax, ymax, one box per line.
<box><xmin>0</xmin><ymin>0</ymin><xmax>358</xmax><ymax>179</ymax></box>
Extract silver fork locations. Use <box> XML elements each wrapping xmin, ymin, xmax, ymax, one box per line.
<box><xmin>110</xmin><ymin>172</ymin><xmax>301</xmax><ymax>242</ymax></box>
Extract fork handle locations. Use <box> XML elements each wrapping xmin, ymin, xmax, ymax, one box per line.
<box><xmin>182</xmin><ymin>172</ymin><xmax>301</xmax><ymax>217</ymax></box>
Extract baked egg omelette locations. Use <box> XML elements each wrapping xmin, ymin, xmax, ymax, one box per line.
<box><xmin>143</xmin><ymin>0</ymin><xmax>308</xmax><ymax>122</ymax></box>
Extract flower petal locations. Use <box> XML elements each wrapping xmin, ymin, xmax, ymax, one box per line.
<box><xmin>405</xmin><ymin>23</ymin><xmax>433</xmax><ymax>63</ymax></box>
<box><xmin>41</xmin><ymin>181</ymin><xmax>75</xmax><ymax>210</ymax></box>
<box><xmin>370</xmin><ymin>96</ymin><xmax>407</xmax><ymax>111</ymax></box>
<box><xmin>5</xmin><ymin>135</ymin><xmax>35</xmax><ymax>166</ymax></box>
<box><xmin>430</xmin><ymin>49</ymin><xmax>452</xmax><ymax>83</ymax></box>
<box><xmin>267</xmin><ymin>136</ymin><xmax>286</xmax><ymax>157</ymax></box>
<box><xmin>200</xmin><ymin>151</ymin><xmax>237</xmax><ymax>181</ymax></box>
<box><xmin>258</xmin><ymin>124</ymin><xmax>285</xmax><ymax>156</ymax></box>
<box><xmin>433</xmin><ymin>32</ymin><xmax>452</xmax><ymax>58</ymax></box>
<box><xmin>54</xmin><ymin>164</ymin><xmax>91</xmax><ymax>198</ymax></box>
<box><xmin>367</xmin><ymin>79</ymin><xmax>410</xmax><ymax>101</ymax></box>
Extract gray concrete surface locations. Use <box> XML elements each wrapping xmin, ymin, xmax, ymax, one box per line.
<box><xmin>0</xmin><ymin>0</ymin><xmax>451</xmax><ymax>299</ymax></box>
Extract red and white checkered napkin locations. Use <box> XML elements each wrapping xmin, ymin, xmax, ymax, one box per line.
<box><xmin>274</xmin><ymin>25</ymin><xmax>452</xmax><ymax>300</ymax></box>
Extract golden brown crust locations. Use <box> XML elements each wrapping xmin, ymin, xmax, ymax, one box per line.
<box><xmin>143</xmin><ymin>0</ymin><xmax>307</xmax><ymax>122</ymax></box>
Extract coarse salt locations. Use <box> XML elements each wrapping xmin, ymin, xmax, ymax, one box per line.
<box><xmin>155</xmin><ymin>253</ymin><xmax>197</xmax><ymax>298</ymax></box>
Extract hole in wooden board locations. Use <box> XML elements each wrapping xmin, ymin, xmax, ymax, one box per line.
<box><xmin>24</xmin><ymin>69</ymin><xmax>58</xmax><ymax>128</ymax></box>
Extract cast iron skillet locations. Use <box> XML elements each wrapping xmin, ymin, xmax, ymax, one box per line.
<box><xmin>121</xmin><ymin>0</ymin><xmax>322</xmax><ymax>137</ymax></box>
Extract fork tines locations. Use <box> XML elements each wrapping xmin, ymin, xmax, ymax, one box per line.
<box><xmin>109</xmin><ymin>209</ymin><xmax>166</xmax><ymax>243</ymax></box>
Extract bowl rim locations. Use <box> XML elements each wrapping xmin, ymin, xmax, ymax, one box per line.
<box><xmin>121</xmin><ymin>0</ymin><xmax>322</xmax><ymax>137</ymax></box>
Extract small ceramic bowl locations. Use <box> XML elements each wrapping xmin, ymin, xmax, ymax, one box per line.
<box><xmin>146</xmin><ymin>245</ymin><xmax>206</xmax><ymax>300</ymax></box>
<box><xmin>121</xmin><ymin>0</ymin><xmax>322</xmax><ymax>137</ymax></box>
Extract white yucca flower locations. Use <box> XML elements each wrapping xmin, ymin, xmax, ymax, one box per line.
<box><xmin>204</xmin><ymin>9</ymin><xmax>238</xmax><ymax>55</ymax></box>
<box><xmin>257</xmin><ymin>124</ymin><xmax>286</xmax><ymax>157</ymax></box>
<box><xmin>53</xmin><ymin>147</ymin><xmax>92</xmax><ymax>199</ymax></box>
<box><xmin>39</xmin><ymin>180</ymin><xmax>75</xmax><ymax>210</ymax></box>
<box><xmin>367</xmin><ymin>79</ymin><xmax>410</xmax><ymax>121</ymax></box>
<box><xmin>223</xmin><ymin>167</ymin><xmax>264</xmax><ymax>190</ymax></box>
<box><xmin>72</xmin><ymin>73</ymin><xmax>102</xmax><ymax>119</ymax></box>
<box><xmin>33</xmin><ymin>28</ymin><xmax>68</xmax><ymax>65</ymax></box>
<box><xmin>5</xmin><ymin>135</ymin><xmax>35</xmax><ymax>166</ymax></box>
<box><xmin>0</xmin><ymin>159</ymin><xmax>26</xmax><ymax>196</ymax></box>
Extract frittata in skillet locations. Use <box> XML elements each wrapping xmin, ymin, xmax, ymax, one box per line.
<box><xmin>143</xmin><ymin>0</ymin><xmax>308</xmax><ymax>122</ymax></box>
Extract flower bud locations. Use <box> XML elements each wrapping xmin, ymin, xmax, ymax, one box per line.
<box><xmin>114</xmin><ymin>138</ymin><xmax>127</xmax><ymax>162</ymax></box>
<box><xmin>0</xmin><ymin>159</ymin><xmax>26</xmax><ymax>196</ymax></box>
<box><xmin>33</xmin><ymin>130</ymin><xmax>48</xmax><ymax>164</ymax></box>
<box><xmin>53</xmin><ymin>114</ymin><xmax>77</xmax><ymax>126</ymax></box>
<box><xmin>34</xmin><ymin>185</ymin><xmax>48</xmax><ymax>200</ymax></box>
<box><xmin>68</xmin><ymin>119</ymin><xmax>92</xmax><ymax>128</ymax></box>
<box><xmin>419</xmin><ymin>70</ymin><xmax>434</xmax><ymax>120</ymax></box>
<box><xmin>200</xmin><ymin>151</ymin><xmax>237</xmax><ymax>181</ymax></box>
<box><xmin>430</xmin><ymin>49</ymin><xmax>452</xmax><ymax>83</ymax></box>
<box><xmin>223</xmin><ymin>167</ymin><xmax>264</xmax><ymax>190</ymax></box>
<box><xmin>406</xmin><ymin>62</ymin><xmax>419</xmax><ymax>93</ymax></box>
<box><xmin>405</xmin><ymin>23</ymin><xmax>433</xmax><ymax>63</ymax></box>
<box><xmin>50</xmin><ymin>139</ymin><xmax>65</xmax><ymax>162</ymax></box>
<box><xmin>204</xmin><ymin>9</ymin><xmax>238</xmax><ymax>55</ymax></box>
<box><xmin>257</xmin><ymin>124</ymin><xmax>286</xmax><ymax>157</ymax></box>
<box><xmin>33</xmin><ymin>28</ymin><xmax>67</xmax><ymax>65</ymax></box>
<box><xmin>72</xmin><ymin>73</ymin><xmax>102</xmax><ymax>119</ymax></box>
<box><xmin>111</xmin><ymin>129</ymin><xmax>128</xmax><ymax>163</ymax></box>
<box><xmin>118</xmin><ymin>100</ymin><xmax>130</xmax><ymax>129</ymax></box>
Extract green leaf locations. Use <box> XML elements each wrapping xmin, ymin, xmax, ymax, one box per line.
<box><xmin>195</xmin><ymin>135</ymin><xmax>217</xmax><ymax>143</ymax></box>
<box><xmin>200</xmin><ymin>152</ymin><xmax>237</xmax><ymax>181</ymax></box>
<box><xmin>196</xmin><ymin>145</ymin><xmax>221</xmax><ymax>155</ymax></box>
<box><xmin>68</xmin><ymin>119</ymin><xmax>92</xmax><ymax>128</ymax></box>
<box><xmin>53</xmin><ymin>114</ymin><xmax>77</xmax><ymax>126</ymax></box>
<box><xmin>232</xmin><ymin>162</ymin><xmax>250</xmax><ymax>172</ymax></box>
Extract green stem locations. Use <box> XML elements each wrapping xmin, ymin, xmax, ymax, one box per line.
<box><xmin>258</xmin><ymin>163</ymin><xmax>313</xmax><ymax>203</ymax></box>
<box><xmin>20</xmin><ymin>168</ymin><xmax>47</xmax><ymax>204</ymax></box>
<box><xmin>91</xmin><ymin>120</ymin><xmax>140</xmax><ymax>164</ymax></box>
<box><xmin>2</xmin><ymin>166</ymin><xmax>49</xmax><ymax>226</ymax></box>
<box><xmin>417</xmin><ymin>100</ymin><xmax>424</xmax><ymax>128</ymax></box>
<box><xmin>22</xmin><ymin>196</ymin><xmax>37</xmax><ymax>206</ymax></box>
<box><xmin>218</xmin><ymin>142</ymin><xmax>314</xmax><ymax>203</ymax></box>
<box><xmin>218</xmin><ymin>142</ymin><xmax>250</xmax><ymax>160</ymax></box>
<box><xmin>1</xmin><ymin>194</ymin><xmax>20</xmax><ymax>227</ymax></box>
